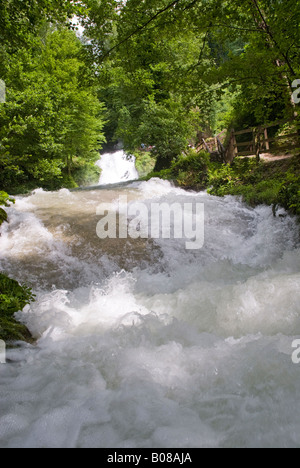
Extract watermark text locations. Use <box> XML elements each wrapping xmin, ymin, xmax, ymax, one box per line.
<box><xmin>96</xmin><ymin>196</ymin><xmax>205</xmax><ymax>250</ymax></box>
<box><xmin>292</xmin><ymin>79</ymin><xmax>300</xmax><ymax>105</ymax></box>
<box><xmin>292</xmin><ymin>340</ymin><xmax>300</xmax><ymax>364</ymax></box>
<box><xmin>0</xmin><ymin>340</ymin><xmax>6</xmax><ymax>364</ymax></box>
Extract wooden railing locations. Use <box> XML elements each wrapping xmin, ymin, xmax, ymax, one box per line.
<box><xmin>225</xmin><ymin>118</ymin><xmax>299</xmax><ymax>163</ymax></box>
<box><xmin>197</xmin><ymin>130</ymin><xmax>227</xmax><ymax>163</ymax></box>
<box><xmin>198</xmin><ymin>119</ymin><xmax>299</xmax><ymax>164</ymax></box>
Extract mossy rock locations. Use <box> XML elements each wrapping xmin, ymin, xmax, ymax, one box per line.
<box><xmin>0</xmin><ymin>316</ymin><xmax>33</xmax><ymax>344</ymax></box>
<box><xmin>0</xmin><ymin>273</ymin><xmax>35</xmax><ymax>343</ymax></box>
<box><xmin>0</xmin><ymin>207</ymin><xmax>8</xmax><ymax>225</ymax></box>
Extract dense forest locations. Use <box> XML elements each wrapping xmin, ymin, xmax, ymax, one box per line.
<box><xmin>0</xmin><ymin>0</ymin><xmax>299</xmax><ymax>192</ymax></box>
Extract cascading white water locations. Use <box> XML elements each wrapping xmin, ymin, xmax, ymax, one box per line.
<box><xmin>0</xmin><ymin>179</ymin><xmax>300</xmax><ymax>448</ymax></box>
<box><xmin>96</xmin><ymin>150</ymin><xmax>139</xmax><ymax>185</ymax></box>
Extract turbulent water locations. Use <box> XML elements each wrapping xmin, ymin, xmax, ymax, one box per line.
<box><xmin>0</xmin><ymin>157</ymin><xmax>300</xmax><ymax>447</ymax></box>
<box><xmin>96</xmin><ymin>150</ymin><xmax>139</xmax><ymax>185</ymax></box>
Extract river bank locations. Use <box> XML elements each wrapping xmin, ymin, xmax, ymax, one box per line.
<box><xmin>0</xmin><ymin>192</ymin><xmax>34</xmax><ymax>343</ymax></box>
<box><xmin>145</xmin><ymin>151</ymin><xmax>300</xmax><ymax>219</ymax></box>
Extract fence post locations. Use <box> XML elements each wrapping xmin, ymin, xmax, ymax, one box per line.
<box><xmin>217</xmin><ymin>137</ymin><xmax>226</xmax><ymax>164</ymax></box>
<box><xmin>225</xmin><ymin>129</ymin><xmax>236</xmax><ymax>164</ymax></box>
<box><xmin>232</xmin><ymin>129</ymin><xmax>238</xmax><ymax>156</ymax></box>
<box><xmin>255</xmin><ymin>128</ymin><xmax>261</xmax><ymax>162</ymax></box>
<box><xmin>264</xmin><ymin>128</ymin><xmax>270</xmax><ymax>151</ymax></box>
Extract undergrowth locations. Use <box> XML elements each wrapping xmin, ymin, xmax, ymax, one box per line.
<box><xmin>0</xmin><ymin>194</ymin><xmax>35</xmax><ymax>342</ymax></box>
<box><xmin>0</xmin><ymin>273</ymin><xmax>34</xmax><ymax>342</ymax></box>
<box><xmin>0</xmin><ymin>191</ymin><xmax>14</xmax><ymax>225</ymax></box>
<box><xmin>147</xmin><ymin>150</ymin><xmax>300</xmax><ymax>217</ymax></box>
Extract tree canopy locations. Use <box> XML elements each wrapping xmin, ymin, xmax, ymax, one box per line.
<box><xmin>0</xmin><ymin>0</ymin><xmax>299</xmax><ymax>188</ymax></box>
<box><xmin>0</xmin><ymin>26</ymin><xmax>105</xmax><ymax>190</ymax></box>
<box><xmin>80</xmin><ymin>0</ymin><xmax>300</xmax><ymax>166</ymax></box>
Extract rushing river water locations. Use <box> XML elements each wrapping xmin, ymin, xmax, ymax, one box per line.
<box><xmin>0</xmin><ymin>152</ymin><xmax>300</xmax><ymax>448</ymax></box>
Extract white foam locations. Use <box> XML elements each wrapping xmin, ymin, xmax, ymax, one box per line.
<box><xmin>97</xmin><ymin>151</ymin><xmax>139</xmax><ymax>185</ymax></box>
<box><xmin>0</xmin><ymin>207</ymin><xmax>53</xmax><ymax>256</ymax></box>
<box><xmin>138</xmin><ymin>178</ymin><xmax>177</xmax><ymax>199</ymax></box>
<box><xmin>0</xmin><ymin>179</ymin><xmax>300</xmax><ymax>448</ymax></box>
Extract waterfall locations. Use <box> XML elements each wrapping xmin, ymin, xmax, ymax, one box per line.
<box><xmin>96</xmin><ymin>150</ymin><xmax>139</xmax><ymax>185</ymax></box>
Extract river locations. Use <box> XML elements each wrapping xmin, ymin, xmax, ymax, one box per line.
<box><xmin>0</xmin><ymin>151</ymin><xmax>300</xmax><ymax>448</ymax></box>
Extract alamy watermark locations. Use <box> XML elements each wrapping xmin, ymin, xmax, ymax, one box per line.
<box><xmin>96</xmin><ymin>196</ymin><xmax>205</xmax><ymax>250</ymax></box>
<box><xmin>0</xmin><ymin>79</ymin><xmax>6</xmax><ymax>104</ymax></box>
<box><xmin>0</xmin><ymin>340</ymin><xmax>6</xmax><ymax>364</ymax></box>
<box><xmin>292</xmin><ymin>340</ymin><xmax>300</xmax><ymax>364</ymax></box>
<box><xmin>292</xmin><ymin>79</ymin><xmax>300</xmax><ymax>105</ymax></box>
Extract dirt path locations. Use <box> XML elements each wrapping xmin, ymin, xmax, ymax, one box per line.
<box><xmin>260</xmin><ymin>152</ymin><xmax>295</xmax><ymax>162</ymax></box>
<box><xmin>245</xmin><ymin>152</ymin><xmax>296</xmax><ymax>162</ymax></box>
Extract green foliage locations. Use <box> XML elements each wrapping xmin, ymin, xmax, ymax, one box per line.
<box><xmin>0</xmin><ymin>196</ymin><xmax>35</xmax><ymax>343</ymax></box>
<box><xmin>1</xmin><ymin>0</ymin><xmax>300</xmax><ymax>191</ymax></box>
<box><xmin>143</xmin><ymin>169</ymin><xmax>173</xmax><ymax>182</ymax></box>
<box><xmin>136</xmin><ymin>100</ymin><xmax>197</xmax><ymax>171</ymax></box>
<box><xmin>74</xmin><ymin>0</ymin><xmax>300</xmax><ymax>173</ymax></box>
<box><xmin>207</xmin><ymin>156</ymin><xmax>300</xmax><ymax>214</ymax></box>
<box><xmin>278</xmin><ymin>172</ymin><xmax>300</xmax><ymax>216</ymax></box>
<box><xmin>0</xmin><ymin>274</ymin><xmax>34</xmax><ymax>316</ymax></box>
<box><xmin>150</xmin><ymin>151</ymin><xmax>300</xmax><ymax>217</ymax></box>
<box><xmin>0</xmin><ymin>0</ymin><xmax>86</xmax><ymax>51</ymax></box>
<box><xmin>0</xmin><ymin>208</ymin><xmax>8</xmax><ymax>226</ymax></box>
<box><xmin>0</xmin><ymin>191</ymin><xmax>14</xmax><ymax>225</ymax></box>
<box><xmin>147</xmin><ymin>150</ymin><xmax>211</xmax><ymax>188</ymax></box>
<box><xmin>210</xmin><ymin>88</ymin><xmax>241</xmax><ymax>134</ymax></box>
<box><xmin>207</xmin><ymin>159</ymin><xmax>263</xmax><ymax>197</ymax></box>
<box><xmin>169</xmin><ymin>150</ymin><xmax>211</xmax><ymax>187</ymax></box>
<box><xmin>72</xmin><ymin>162</ymin><xmax>101</xmax><ymax>187</ymax></box>
<box><xmin>0</xmin><ymin>28</ymin><xmax>106</xmax><ymax>193</ymax></box>
<box><xmin>231</xmin><ymin>180</ymin><xmax>282</xmax><ymax>207</ymax></box>
<box><xmin>207</xmin><ymin>158</ymin><xmax>281</xmax><ymax>204</ymax></box>
<box><xmin>133</xmin><ymin>151</ymin><xmax>155</xmax><ymax>178</ymax></box>
<box><xmin>0</xmin><ymin>273</ymin><xmax>35</xmax><ymax>342</ymax></box>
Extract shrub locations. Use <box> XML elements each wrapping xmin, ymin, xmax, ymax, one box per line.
<box><xmin>72</xmin><ymin>163</ymin><xmax>101</xmax><ymax>187</ymax></box>
<box><xmin>0</xmin><ymin>191</ymin><xmax>14</xmax><ymax>225</ymax></box>
<box><xmin>170</xmin><ymin>150</ymin><xmax>211</xmax><ymax>188</ymax></box>
<box><xmin>133</xmin><ymin>150</ymin><xmax>155</xmax><ymax>178</ymax></box>
<box><xmin>278</xmin><ymin>172</ymin><xmax>300</xmax><ymax>216</ymax></box>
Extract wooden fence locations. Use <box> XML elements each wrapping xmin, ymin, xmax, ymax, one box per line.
<box><xmin>225</xmin><ymin>118</ymin><xmax>299</xmax><ymax>163</ymax></box>
<box><xmin>199</xmin><ymin>119</ymin><xmax>299</xmax><ymax>164</ymax></box>
<box><xmin>197</xmin><ymin>130</ymin><xmax>227</xmax><ymax>163</ymax></box>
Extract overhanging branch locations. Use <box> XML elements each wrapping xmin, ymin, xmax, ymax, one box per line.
<box><xmin>98</xmin><ymin>0</ymin><xmax>182</xmax><ymax>62</ymax></box>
